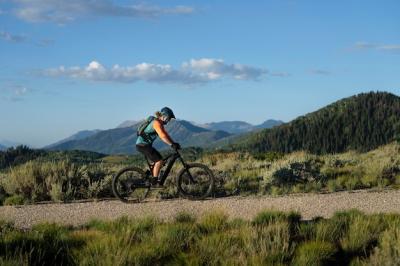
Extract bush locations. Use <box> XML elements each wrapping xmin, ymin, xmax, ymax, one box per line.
<box><xmin>174</xmin><ymin>212</ymin><xmax>196</xmax><ymax>224</ymax></box>
<box><xmin>197</xmin><ymin>212</ymin><xmax>229</xmax><ymax>234</ymax></box>
<box><xmin>1</xmin><ymin>159</ymin><xmax>115</xmax><ymax>203</ymax></box>
<box><xmin>249</xmin><ymin>221</ymin><xmax>294</xmax><ymax>264</ymax></box>
<box><xmin>252</xmin><ymin>210</ymin><xmax>301</xmax><ymax>227</ymax></box>
<box><xmin>364</xmin><ymin>227</ymin><xmax>400</xmax><ymax>265</ymax></box>
<box><xmin>3</xmin><ymin>195</ymin><xmax>25</xmax><ymax>206</ymax></box>
<box><xmin>340</xmin><ymin>214</ymin><xmax>386</xmax><ymax>256</ymax></box>
<box><xmin>1</xmin><ymin>222</ymin><xmax>82</xmax><ymax>266</ymax></box>
<box><xmin>315</xmin><ymin>218</ymin><xmax>347</xmax><ymax>243</ymax></box>
<box><xmin>293</xmin><ymin>241</ymin><xmax>337</xmax><ymax>266</ymax></box>
<box><xmin>195</xmin><ymin>231</ymin><xmax>247</xmax><ymax>266</ymax></box>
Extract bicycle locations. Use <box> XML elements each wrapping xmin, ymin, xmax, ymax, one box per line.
<box><xmin>112</xmin><ymin>148</ymin><xmax>215</xmax><ymax>203</ymax></box>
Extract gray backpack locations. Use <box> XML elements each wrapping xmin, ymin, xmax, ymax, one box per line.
<box><xmin>137</xmin><ymin>116</ymin><xmax>155</xmax><ymax>137</ymax></box>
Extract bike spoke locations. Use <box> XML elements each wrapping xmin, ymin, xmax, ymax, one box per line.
<box><xmin>179</xmin><ymin>165</ymin><xmax>214</xmax><ymax>199</ymax></box>
<box><xmin>112</xmin><ymin>168</ymin><xmax>150</xmax><ymax>203</ymax></box>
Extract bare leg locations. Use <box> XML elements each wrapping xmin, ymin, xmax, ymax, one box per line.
<box><xmin>153</xmin><ymin>160</ymin><xmax>162</xmax><ymax>178</ymax></box>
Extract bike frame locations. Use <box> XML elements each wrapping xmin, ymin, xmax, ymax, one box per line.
<box><xmin>145</xmin><ymin>150</ymin><xmax>191</xmax><ymax>186</ymax></box>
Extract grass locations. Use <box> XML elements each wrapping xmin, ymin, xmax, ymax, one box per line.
<box><xmin>2</xmin><ymin>209</ymin><xmax>400</xmax><ymax>265</ymax></box>
<box><xmin>0</xmin><ymin>142</ymin><xmax>399</xmax><ymax>203</ymax></box>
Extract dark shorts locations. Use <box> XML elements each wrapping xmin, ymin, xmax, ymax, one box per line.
<box><xmin>136</xmin><ymin>144</ymin><xmax>162</xmax><ymax>162</ymax></box>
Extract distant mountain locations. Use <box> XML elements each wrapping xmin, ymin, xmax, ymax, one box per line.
<box><xmin>233</xmin><ymin>92</ymin><xmax>400</xmax><ymax>154</ymax></box>
<box><xmin>47</xmin><ymin>120</ymin><xmax>231</xmax><ymax>154</ymax></box>
<box><xmin>255</xmin><ymin>119</ymin><xmax>284</xmax><ymax>129</ymax></box>
<box><xmin>203</xmin><ymin>121</ymin><xmax>254</xmax><ymax>134</ymax></box>
<box><xmin>0</xmin><ymin>144</ymin><xmax>6</xmax><ymax>151</ymax></box>
<box><xmin>0</xmin><ymin>140</ymin><xmax>23</xmax><ymax>148</ymax></box>
<box><xmin>45</xmin><ymin>130</ymin><xmax>102</xmax><ymax>149</ymax></box>
<box><xmin>117</xmin><ymin>120</ymin><xmax>139</xmax><ymax>128</ymax></box>
<box><xmin>202</xmin><ymin>119</ymin><xmax>284</xmax><ymax>134</ymax></box>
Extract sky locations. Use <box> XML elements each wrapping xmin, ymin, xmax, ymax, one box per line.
<box><xmin>0</xmin><ymin>0</ymin><xmax>399</xmax><ymax>147</ymax></box>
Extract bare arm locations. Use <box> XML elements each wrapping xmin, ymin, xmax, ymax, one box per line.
<box><xmin>153</xmin><ymin>119</ymin><xmax>174</xmax><ymax>145</ymax></box>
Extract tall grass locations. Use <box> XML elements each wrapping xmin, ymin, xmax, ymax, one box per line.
<box><xmin>0</xmin><ymin>142</ymin><xmax>399</xmax><ymax>203</ymax></box>
<box><xmin>0</xmin><ymin>159</ymin><xmax>117</xmax><ymax>204</ymax></box>
<box><xmin>2</xmin><ymin>209</ymin><xmax>400</xmax><ymax>265</ymax></box>
<box><xmin>204</xmin><ymin>142</ymin><xmax>400</xmax><ymax>196</ymax></box>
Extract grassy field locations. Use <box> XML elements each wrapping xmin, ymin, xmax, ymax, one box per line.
<box><xmin>0</xmin><ymin>143</ymin><xmax>399</xmax><ymax>205</ymax></box>
<box><xmin>1</xmin><ymin>209</ymin><xmax>400</xmax><ymax>265</ymax></box>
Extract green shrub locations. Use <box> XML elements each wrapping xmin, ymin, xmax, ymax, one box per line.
<box><xmin>293</xmin><ymin>241</ymin><xmax>337</xmax><ymax>266</ymax></box>
<box><xmin>174</xmin><ymin>212</ymin><xmax>196</xmax><ymax>224</ymax></box>
<box><xmin>0</xmin><ymin>220</ymin><xmax>14</xmax><ymax>235</ymax></box>
<box><xmin>315</xmin><ymin>218</ymin><xmax>347</xmax><ymax>243</ymax></box>
<box><xmin>252</xmin><ymin>210</ymin><xmax>301</xmax><ymax>227</ymax></box>
<box><xmin>1</xmin><ymin>222</ymin><xmax>81</xmax><ymax>266</ymax></box>
<box><xmin>195</xmin><ymin>231</ymin><xmax>247</xmax><ymax>266</ymax></box>
<box><xmin>340</xmin><ymin>214</ymin><xmax>386</xmax><ymax>256</ymax></box>
<box><xmin>197</xmin><ymin>212</ymin><xmax>229</xmax><ymax>234</ymax></box>
<box><xmin>249</xmin><ymin>221</ymin><xmax>293</xmax><ymax>264</ymax></box>
<box><xmin>327</xmin><ymin>179</ymin><xmax>339</xmax><ymax>192</ymax></box>
<box><xmin>363</xmin><ymin>227</ymin><xmax>400</xmax><ymax>265</ymax></box>
<box><xmin>4</xmin><ymin>195</ymin><xmax>25</xmax><ymax>206</ymax></box>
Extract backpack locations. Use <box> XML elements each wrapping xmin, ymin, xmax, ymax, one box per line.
<box><xmin>137</xmin><ymin>116</ymin><xmax>155</xmax><ymax>137</ymax></box>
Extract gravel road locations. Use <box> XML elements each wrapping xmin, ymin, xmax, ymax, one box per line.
<box><xmin>1</xmin><ymin>190</ymin><xmax>400</xmax><ymax>229</ymax></box>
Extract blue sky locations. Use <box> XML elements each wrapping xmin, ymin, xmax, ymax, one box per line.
<box><xmin>0</xmin><ymin>0</ymin><xmax>399</xmax><ymax>147</ymax></box>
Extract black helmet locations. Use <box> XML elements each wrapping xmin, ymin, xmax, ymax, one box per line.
<box><xmin>160</xmin><ymin>107</ymin><xmax>176</xmax><ymax>120</ymax></box>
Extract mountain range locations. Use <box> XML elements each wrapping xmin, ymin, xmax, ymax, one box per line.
<box><xmin>46</xmin><ymin>119</ymin><xmax>282</xmax><ymax>154</ymax></box>
<box><xmin>0</xmin><ymin>144</ymin><xmax>6</xmax><ymax>151</ymax></box>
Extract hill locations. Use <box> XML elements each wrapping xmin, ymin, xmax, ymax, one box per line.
<box><xmin>254</xmin><ymin>119</ymin><xmax>284</xmax><ymax>129</ymax></box>
<box><xmin>202</xmin><ymin>119</ymin><xmax>283</xmax><ymax>134</ymax></box>
<box><xmin>45</xmin><ymin>130</ymin><xmax>102</xmax><ymax>149</ymax></box>
<box><xmin>116</xmin><ymin>120</ymin><xmax>139</xmax><ymax>128</ymax></box>
<box><xmin>233</xmin><ymin>92</ymin><xmax>400</xmax><ymax>154</ymax></box>
<box><xmin>48</xmin><ymin>120</ymin><xmax>231</xmax><ymax>154</ymax></box>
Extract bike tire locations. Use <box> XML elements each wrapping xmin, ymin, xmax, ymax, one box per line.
<box><xmin>176</xmin><ymin>163</ymin><xmax>215</xmax><ymax>200</ymax></box>
<box><xmin>112</xmin><ymin>166</ymin><xmax>150</xmax><ymax>203</ymax></box>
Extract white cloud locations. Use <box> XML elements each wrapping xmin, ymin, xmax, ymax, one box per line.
<box><xmin>0</xmin><ymin>85</ymin><xmax>31</xmax><ymax>101</ymax></box>
<box><xmin>377</xmin><ymin>45</ymin><xmax>400</xmax><ymax>51</ymax></box>
<box><xmin>11</xmin><ymin>0</ymin><xmax>194</xmax><ymax>24</ymax></box>
<box><xmin>43</xmin><ymin>59</ymin><xmax>269</xmax><ymax>85</ymax></box>
<box><xmin>0</xmin><ymin>30</ymin><xmax>27</xmax><ymax>42</ymax></box>
<box><xmin>182</xmin><ymin>58</ymin><xmax>268</xmax><ymax>80</ymax></box>
<box><xmin>353</xmin><ymin>42</ymin><xmax>400</xmax><ymax>52</ymax></box>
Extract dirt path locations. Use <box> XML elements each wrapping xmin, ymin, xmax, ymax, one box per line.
<box><xmin>1</xmin><ymin>190</ymin><xmax>400</xmax><ymax>229</ymax></box>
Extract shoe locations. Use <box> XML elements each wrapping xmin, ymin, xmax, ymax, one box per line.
<box><xmin>150</xmin><ymin>176</ymin><xmax>159</xmax><ymax>185</ymax></box>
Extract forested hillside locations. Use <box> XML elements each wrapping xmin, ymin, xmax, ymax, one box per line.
<box><xmin>234</xmin><ymin>92</ymin><xmax>400</xmax><ymax>154</ymax></box>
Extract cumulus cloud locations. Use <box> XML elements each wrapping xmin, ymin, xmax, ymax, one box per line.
<box><xmin>353</xmin><ymin>42</ymin><xmax>400</xmax><ymax>52</ymax></box>
<box><xmin>0</xmin><ymin>30</ymin><xmax>27</xmax><ymax>43</ymax></box>
<box><xmin>43</xmin><ymin>59</ymin><xmax>268</xmax><ymax>85</ymax></box>
<box><xmin>11</xmin><ymin>0</ymin><xmax>194</xmax><ymax>24</ymax></box>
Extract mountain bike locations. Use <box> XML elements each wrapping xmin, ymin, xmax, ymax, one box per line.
<box><xmin>112</xmin><ymin>148</ymin><xmax>215</xmax><ymax>203</ymax></box>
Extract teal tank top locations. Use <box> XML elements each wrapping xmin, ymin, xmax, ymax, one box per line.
<box><xmin>136</xmin><ymin>119</ymin><xmax>158</xmax><ymax>145</ymax></box>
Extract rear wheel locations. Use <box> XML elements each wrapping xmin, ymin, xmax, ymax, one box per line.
<box><xmin>177</xmin><ymin>163</ymin><xmax>215</xmax><ymax>200</ymax></box>
<box><xmin>112</xmin><ymin>167</ymin><xmax>150</xmax><ymax>203</ymax></box>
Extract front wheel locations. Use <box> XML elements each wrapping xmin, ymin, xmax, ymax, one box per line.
<box><xmin>112</xmin><ymin>167</ymin><xmax>150</xmax><ymax>203</ymax></box>
<box><xmin>177</xmin><ymin>163</ymin><xmax>215</xmax><ymax>200</ymax></box>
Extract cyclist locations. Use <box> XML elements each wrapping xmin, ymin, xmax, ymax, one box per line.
<box><xmin>136</xmin><ymin>107</ymin><xmax>181</xmax><ymax>184</ymax></box>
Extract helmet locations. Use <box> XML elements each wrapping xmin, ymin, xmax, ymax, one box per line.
<box><xmin>160</xmin><ymin>107</ymin><xmax>176</xmax><ymax>120</ymax></box>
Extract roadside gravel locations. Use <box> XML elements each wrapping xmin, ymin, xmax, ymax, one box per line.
<box><xmin>1</xmin><ymin>189</ymin><xmax>399</xmax><ymax>229</ymax></box>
